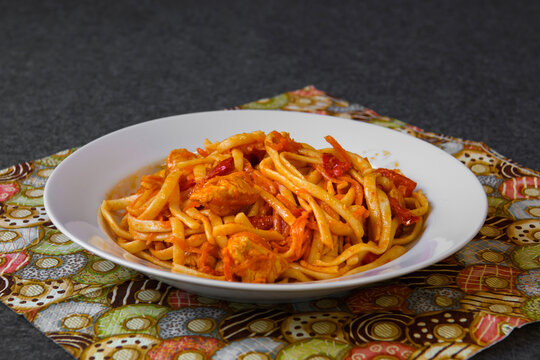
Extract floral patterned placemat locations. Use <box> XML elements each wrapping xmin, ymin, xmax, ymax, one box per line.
<box><xmin>1</xmin><ymin>86</ymin><xmax>539</xmax><ymax>359</ymax></box>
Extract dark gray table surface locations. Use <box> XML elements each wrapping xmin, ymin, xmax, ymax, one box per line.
<box><xmin>1</xmin><ymin>1</ymin><xmax>539</xmax><ymax>358</ymax></box>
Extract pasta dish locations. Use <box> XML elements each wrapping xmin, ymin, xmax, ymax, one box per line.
<box><xmin>100</xmin><ymin>131</ymin><xmax>428</xmax><ymax>283</ymax></box>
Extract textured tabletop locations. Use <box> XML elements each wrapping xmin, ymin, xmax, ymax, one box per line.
<box><xmin>1</xmin><ymin>1</ymin><xmax>539</xmax><ymax>359</ymax></box>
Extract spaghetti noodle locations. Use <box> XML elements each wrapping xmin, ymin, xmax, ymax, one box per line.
<box><xmin>101</xmin><ymin>131</ymin><xmax>429</xmax><ymax>283</ymax></box>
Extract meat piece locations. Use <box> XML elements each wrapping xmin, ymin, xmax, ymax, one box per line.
<box><xmin>189</xmin><ymin>172</ymin><xmax>259</xmax><ymax>216</ymax></box>
<box><xmin>222</xmin><ymin>232</ymin><xmax>287</xmax><ymax>283</ymax></box>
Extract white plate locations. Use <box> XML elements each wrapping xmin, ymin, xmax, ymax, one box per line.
<box><xmin>44</xmin><ymin>110</ymin><xmax>487</xmax><ymax>302</ymax></box>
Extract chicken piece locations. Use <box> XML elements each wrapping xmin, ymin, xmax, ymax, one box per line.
<box><xmin>189</xmin><ymin>172</ymin><xmax>259</xmax><ymax>216</ymax></box>
<box><xmin>223</xmin><ymin>232</ymin><xmax>287</xmax><ymax>283</ymax></box>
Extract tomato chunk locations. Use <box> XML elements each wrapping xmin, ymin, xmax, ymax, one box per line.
<box><xmin>377</xmin><ymin>168</ymin><xmax>417</xmax><ymax>197</ymax></box>
<box><xmin>322</xmin><ymin>153</ymin><xmax>352</xmax><ymax>178</ymax></box>
<box><xmin>207</xmin><ymin>157</ymin><xmax>235</xmax><ymax>179</ymax></box>
<box><xmin>267</xmin><ymin>131</ymin><xmax>302</xmax><ymax>152</ymax></box>
<box><xmin>388</xmin><ymin>197</ymin><xmax>420</xmax><ymax>226</ymax></box>
<box><xmin>178</xmin><ymin>175</ymin><xmax>195</xmax><ymax>191</ymax></box>
<box><xmin>248</xmin><ymin>216</ymin><xmax>274</xmax><ymax>230</ymax></box>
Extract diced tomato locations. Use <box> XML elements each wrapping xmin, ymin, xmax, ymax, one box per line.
<box><xmin>267</xmin><ymin>131</ymin><xmax>302</xmax><ymax>152</ymax></box>
<box><xmin>248</xmin><ymin>215</ymin><xmax>274</xmax><ymax>230</ymax></box>
<box><xmin>291</xmin><ymin>208</ymin><xmax>304</xmax><ymax>217</ymax></box>
<box><xmin>206</xmin><ymin>157</ymin><xmax>235</xmax><ymax>179</ymax></box>
<box><xmin>322</xmin><ymin>153</ymin><xmax>352</xmax><ymax>178</ymax></box>
<box><xmin>377</xmin><ymin>168</ymin><xmax>417</xmax><ymax>197</ymax></box>
<box><xmin>178</xmin><ymin>175</ymin><xmax>196</xmax><ymax>191</ymax></box>
<box><xmin>388</xmin><ymin>197</ymin><xmax>420</xmax><ymax>226</ymax></box>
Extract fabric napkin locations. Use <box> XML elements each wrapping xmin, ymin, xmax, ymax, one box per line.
<box><xmin>1</xmin><ymin>86</ymin><xmax>539</xmax><ymax>359</ymax></box>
